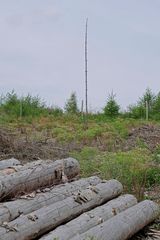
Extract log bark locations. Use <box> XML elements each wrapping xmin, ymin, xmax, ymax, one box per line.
<box><xmin>0</xmin><ymin>158</ymin><xmax>80</xmax><ymax>200</ymax></box>
<box><xmin>0</xmin><ymin>180</ymin><xmax>123</xmax><ymax>240</ymax></box>
<box><xmin>0</xmin><ymin>176</ymin><xmax>101</xmax><ymax>224</ymax></box>
<box><xmin>40</xmin><ymin>194</ymin><xmax>137</xmax><ymax>240</ymax></box>
<box><xmin>0</xmin><ymin>159</ymin><xmax>75</xmax><ymax>176</ymax></box>
<box><xmin>72</xmin><ymin>200</ymin><xmax>160</xmax><ymax>240</ymax></box>
<box><xmin>0</xmin><ymin>159</ymin><xmax>68</xmax><ymax>177</ymax></box>
<box><xmin>0</xmin><ymin>158</ymin><xmax>21</xmax><ymax>170</ymax></box>
<box><xmin>0</xmin><ymin>160</ymin><xmax>43</xmax><ymax>176</ymax></box>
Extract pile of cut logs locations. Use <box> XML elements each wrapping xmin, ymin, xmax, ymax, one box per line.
<box><xmin>0</xmin><ymin>157</ymin><xmax>159</xmax><ymax>240</ymax></box>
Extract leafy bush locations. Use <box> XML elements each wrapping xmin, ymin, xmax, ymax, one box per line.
<box><xmin>79</xmin><ymin>126</ymin><xmax>103</xmax><ymax>140</ymax></box>
<box><xmin>127</xmin><ymin>104</ymin><xmax>145</xmax><ymax>119</ymax></box>
<box><xmin>0</xmin><ymin>91</ymin><xmax>46</xmax><ymax>119</ymax></box>
<box><xmin>146</xmin><ymin>168</ymin><xmax>160</xmax><ymax>186</ymax></box>
<box><xmin>100</xmin><ymin>149</ymin><xmax>152</xmax><ymax>200</ymax></box>
<box><xmin>71</xmin><ymin>147</ymin><xmax>156</xmax><ymax>200</ymax></box>
<box><xmin>1</xmin><ymin>91</ymin><xmax>20</xmax><ymax>116</ymax></box>
<box><xmin>20</xmin><ymin>94</ymin><xmax>45</xmax><ymax>117</ymax></box>
<box><xmin>47</xmin><ymin>106</ymin><xmax>63</xmax><ymax>117</ymax></box>
<box><xmin>153</xmin><ymin>144</ymin><xmax>160</xmax><ymax>164</ymax></box>
<box><xmin>70</xmin><ymin>147</ymin><xmax>99</xmax><ymax>176</ymax></box>
<box><xmin>126</xmin><ymin>88</ymin><xmax>160</xmax><ymax>120</ymax></box>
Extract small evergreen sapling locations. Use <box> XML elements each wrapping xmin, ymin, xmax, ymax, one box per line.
<box><xmin>64</xmin><ymin>92</ymin><xmax>79</xmax><ymax>114</ymax></box>
<box><xmin>104</xmin><ymin>92</ymin><xmax>120</xmax><ymax>118</ymax></box>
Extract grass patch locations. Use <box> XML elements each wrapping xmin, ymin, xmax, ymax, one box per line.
<box><xmin>70</xmin><ymin>147</ymin><xmax>159</xmax><ymax>200</ymax></box>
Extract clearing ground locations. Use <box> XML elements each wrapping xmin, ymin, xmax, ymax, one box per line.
<box><xmin>0</xmin><ymin>117</ymin><xmax>159</xmax><ymax>239</ymax></box>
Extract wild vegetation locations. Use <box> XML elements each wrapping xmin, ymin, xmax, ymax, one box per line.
<box><xmin>0</xmin><ymin>90</ymin><xmax>159</xmax><ymax>204</ymax></box>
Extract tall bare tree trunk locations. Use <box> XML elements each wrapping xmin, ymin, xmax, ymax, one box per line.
<box><xmin>85</xmin><ymin>18</ymin><xmax>88</xmax><ymax>115</ymax></box>
<box><xmin>84</xmin><ymin>18</ymin><xmax>88</xmax><ymax>129</ymax></box>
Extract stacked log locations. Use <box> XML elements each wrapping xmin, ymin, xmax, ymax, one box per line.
<box><xmin>0</xmin><ymin>180</ymin><xmax>123</xmax><ymax>240</ymax></box>
<box><xmin>0</xmin><ymin>157</ymin><xmax>80</xmax><ymax>200</ymax></box>
<box><xmin>0</xmin><ymin>176</ymin><xmax>101</xmax><ymax>223</ymax></box>
<box><xmin>0</xmin><ymin>159</ymin><xmax>64</xmax><ymax>176</ymax></box>
<box><xmin>40</xmin><ymin>194</ymin><xmax>137</xmax><ymax>240</ymax></box>
<box><xmin>0</xmin><ymin>160</ymin><xmax>42</xmax><ymax>176</ymax></box>
<box><xmin>70</xmin><ymin>200</ymin><xmax>160</xmax><ymax>240</ymax></box>
<box><xmin>0</xmin><ymin>157</ymin><xmax>159</xmax><ymax>240</ymax></box>
<box><xmin>0</xmin><ymin>158</ymin><xmax>21</xmax><ymax>170</ymax></box>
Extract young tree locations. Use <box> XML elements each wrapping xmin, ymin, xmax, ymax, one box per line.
<box><xmin>104</xmin><ymin>92</ymin><xmax>120</xmax><ymax>118</ymax></box>
<box><xmin>127</xmin><ymin>104</ymin><xmax>145</xmax><ymax>119</ymax></box>
<box><xmin>2</xmin><ymin>90</ymin><xmax>20</xmax><ymax>116</ymax></box>
<box><xmin>152</xmin><ymin>92</ymin><xmax>160</xmax><ymax>119</ymax></box>
<box><xmin>64</xmin><ymin>92</ymin><xmax>79</xmax><ymax>114</ymax></box>
<box><xmin>127</xmin><ymin>88</ymin><xmax>156</xmax><ymax>120</ymax></box>
<box><xmin>139</xmin><ymin>88</ymin><xmax>156</xmax><ymax>120</ymax></box>
<box><xmin>139</xmin><ymin>88</ymin><xmax>155</xmax><ymax>107</ymax></box>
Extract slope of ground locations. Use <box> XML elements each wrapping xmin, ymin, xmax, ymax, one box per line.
<box><xmin>0</xmin><ymin>116</ymin><xmax>159</xmax><ymax>239</ymax></box>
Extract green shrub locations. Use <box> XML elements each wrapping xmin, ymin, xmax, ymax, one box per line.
<box><xmin>71</xmin><ymin>147</ymin><xmax>155</xmax><ymax>200</ymax></box>
<box><xmin>48</xmin><ymin>106</ymin><xmax>63</xmax><ymax>117</ymax></box>
<box><xmin>127</xmin><ymin>104</ymin><xmax>145</xmax><ymax>119</ymax></box>
<box><xmin>70</xmin><ymin>147</ymin><xmax>100</xmax><ymax>176</ymax></box>
<box><xmin>0</xmin><ymin>91</ymin><xmax>46</xmax><ymax>119</ymax></box>
<box><xmin>153</xmin><ymin>145</ymin><xmax>160</xmax><ymax>163</ymax></box>
<box><xmin>79</xmin><ymin>126</ymin><xmax>103</xmax><ymax>140</ymax></box>
<box><xmin>146</xmin><ymin>168</ymin><xmax>160</xmax><ymax>186</ymax></box>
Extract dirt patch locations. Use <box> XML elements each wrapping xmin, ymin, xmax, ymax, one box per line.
<box><xmin>124</xmin><ymin>124</ymin><xmax>160</xmax><ymax>152</ymax></box>
<box><xmin>0</xmin><ymin>127</ymin><xmax>70</xmax><ymax>163</ymax></box>
<box><xmin>1</xmin><ymin>123</ymin><xmax>160</xmax><ymax>162</ymax></box>
<box><xmin>145</xmin><ymin>185</ymin><xmax>160</xmax><ymax>204</ymax></box>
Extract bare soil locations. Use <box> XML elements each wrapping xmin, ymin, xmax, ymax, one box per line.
<box><xmin>0</xmin><ymin>127</ymin><xmax>69</xmax><ymax>163</ymax></box>
<box><xmin>1</xmin><ymin>123</ymin><xmax>160</xmax><ymax>161</ymax></box>
<box><xmin>124</xmin><ymin>124</ymin><xmax>160</xmax><ymax>152</ymax></box>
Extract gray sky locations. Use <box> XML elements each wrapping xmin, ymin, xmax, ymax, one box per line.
<box><xmin>0</xmin><ymin>0</ymin><xmax>160</xmax><ymax>111</ymax></box>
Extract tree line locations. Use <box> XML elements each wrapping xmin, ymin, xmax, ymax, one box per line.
<box><xmin>0</xmin><ymin>88</ymin><xmax>160</xmax><ymax>120</ymax></box>
<box><xmin>64</xmin><ymin>88</ymin><xmax>160</xmax><ymax>120</ymax></box>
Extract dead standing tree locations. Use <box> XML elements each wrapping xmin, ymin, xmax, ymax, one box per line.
<box><xmin>84</xmin><ymin>18</ymin><xmax>88</xmax><ymax>129</ymax></box>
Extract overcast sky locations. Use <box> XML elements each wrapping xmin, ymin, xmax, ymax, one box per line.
<box><xmin>0</xmin><ymin>0</ymin><xmax>160</xmax><ymax>111</ymax></box>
